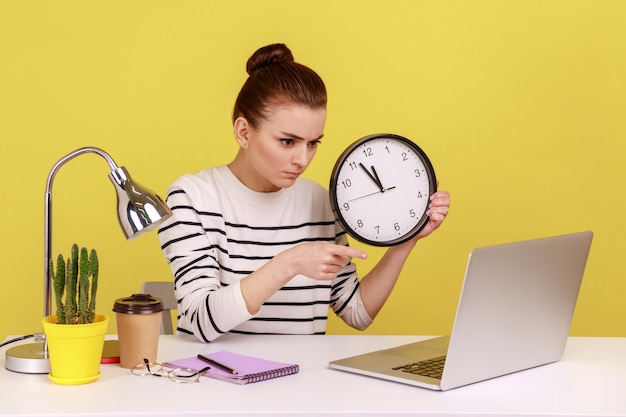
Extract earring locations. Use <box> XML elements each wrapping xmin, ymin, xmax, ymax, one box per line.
<box><xmin>241</xmin><ymin>143</ymin><xmax>248</xmax><ymax>149</ymax></box>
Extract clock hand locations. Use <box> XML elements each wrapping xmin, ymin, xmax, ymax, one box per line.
<box><xmin>370</xmin><ymin>166</ymin><xmax>384</xmax><ymax>190</ymax></box>
<box><xmin>368</xmin><ymin>165</ymin><xmax>394</xmax><ymax>193</ymax></box>
<box><xmin>347</xmin><ymin>186</ymin><xmax>397</xmax><ymax>203</ymax></box>
<box><xmin>347</xmin><ymin>190</ymin><xmax>382</xmax><ymax>203</ymax></box>
<box><xmin>359</xmin><ymin>163</ymin><xmax>384</xmax><ymax>191</ymax></box>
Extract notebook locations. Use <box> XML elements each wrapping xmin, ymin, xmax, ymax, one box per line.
<box><xmin>165</xmin><ymin>350</ymin><xmax>299</xmax><ymax>385</ymax></box>
<box><xmin>329</xmin><ymin>231</ymin><xmax>593</xmax><ymax>391</ymax></box>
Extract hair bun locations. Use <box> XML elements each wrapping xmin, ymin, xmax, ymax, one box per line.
<box><xmin>246</xmin><ymin>43</ymin><xmax>294</xmax><ymax>75</ymax></box>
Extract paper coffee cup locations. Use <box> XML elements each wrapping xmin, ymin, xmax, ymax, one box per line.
<box><xmin>113</xmin><ymin>294</ymin><xmax>164</xmax><ymax>369</ymax></box>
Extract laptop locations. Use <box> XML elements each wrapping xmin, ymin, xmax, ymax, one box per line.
<box><xmin>329</xmin><ymin>231</ymin><xmax>593</xmax><ymax>391</ymax></box>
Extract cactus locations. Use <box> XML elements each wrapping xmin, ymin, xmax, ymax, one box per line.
<box><xmin>49</xmin><ymin>243</ymin><xmax>99</xmax><ymax>325</ymax></box>
<box><xmin>78</xmin><ymin>247</ymin><xmax>89</xmax><ymax>324</ymax></box>
<box><xmin>51</xmin><ymin>255</ymin><xmax>66</xmax><ymax>324</ymax></box>
<box><xmin>65</xmin><ymin>245</ymin><xmax>78</xmax><ymax>324</ymax></box>
<box><xmin>87</xmin><ymin>249</ymin><xmax>98</xmax><ymax>323</ymax></box>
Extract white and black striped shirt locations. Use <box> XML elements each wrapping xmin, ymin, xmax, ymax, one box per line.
<box><xmin>158</xmin><ymin>165</ymin><xmax>372</xmax><ymax>342</ymax></box>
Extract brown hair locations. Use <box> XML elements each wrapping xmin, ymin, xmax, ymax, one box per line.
<box><xmin>232</xmin><ymin>43</ymin><xmax>327</xmax><ymax>128</ymax></box>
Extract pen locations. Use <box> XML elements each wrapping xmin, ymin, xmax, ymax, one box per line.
<box><xmin>197</xmin><ymin>354</ymin><xmax>239</xmax><ymax>375</ymax></box>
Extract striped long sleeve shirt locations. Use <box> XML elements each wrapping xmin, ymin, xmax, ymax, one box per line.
<box><xmin>158</xmin><ymin>165</ymin><xmax>373</xmax><ymax>342</ymax></box>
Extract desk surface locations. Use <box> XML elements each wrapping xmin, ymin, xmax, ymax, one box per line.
<box><xmin>1</xmin><ymin>334</ymin><xmax>625</xmax><ymax>417</ymax></box>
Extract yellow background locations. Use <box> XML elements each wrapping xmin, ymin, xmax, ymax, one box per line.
<box><xmin>1</xmin><ymin>1</ymin><xmax>624</xmax><ymax>339</ymax></box>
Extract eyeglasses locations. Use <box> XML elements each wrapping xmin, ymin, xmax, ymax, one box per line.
<box><xmin>131</xmin><ymin>358</ymin><xmax>210</xmax><ymax>383</ymax></box>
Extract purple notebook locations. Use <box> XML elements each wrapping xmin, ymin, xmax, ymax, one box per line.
<box><xmin>164</xmin><ymin>350</ymin><xmax>299</xmax><ymax>385</ymax></box>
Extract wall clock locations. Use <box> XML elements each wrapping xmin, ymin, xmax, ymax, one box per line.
<box><xmin>329</xmin><ymin>133</ymin><xmax>437</xmax><ymax>246</ymax></box>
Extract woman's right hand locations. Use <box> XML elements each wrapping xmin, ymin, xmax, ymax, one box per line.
<box><xmin>278</xmin><ymin>242</ymin><xmax>367</xmax><ymax>281</ymax></box>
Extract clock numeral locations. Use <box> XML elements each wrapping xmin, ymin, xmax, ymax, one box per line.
<box><xmin>349</xmin><ymin>161</ymin><xmax>357</xmax><ymax>170</ymax></box>
<box><xmin>394</xmin><ymin>223</ymin><xmax>401</xmax><ymax>232</ymax></box>
<box><xmin>414</xmin><ymin>168</ymin><xmax>421</xmax><ymax>177</ymax></box>
<box><xmin>409</xmin><ymin>209</ymin><xmax>416</xmax><ymax>218</ymax></box>
<box><xmin>375</xmin><ymin>225</ymin><xmax>379</xmax><ymax>234</ymax></box>
<box><xmin>341</xmin><ymin>179</ymin><xmax>352</xmax><ymax>189</ymax></box>
<box><xmin>357</xmin><ymin>219</ymin><xmax>364</xmax><ymax>228</ymax></box>
<box><xmin>402</xmin><ymin>152</ymin><xmax>409</xmax><ymax>162</ymax></box>
<box><xmin>362</xmin><ymin>147</ymin><xmax>373</xmax><ymax>158</ymax></box>
<box><xmin>417</xmin><ymin>191</ymin><xmax>424</xmax><ymax>199</ymax></box>
<box><xmin>343</xmin><ymin>202</ymin><xmax>350</xmax><ymax>211</ymax></box>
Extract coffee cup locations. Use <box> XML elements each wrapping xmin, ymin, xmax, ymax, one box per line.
<box><xmin>113</xmin><ymin>294</ymin><xmax>164</xmax><ymax>369</ymax></box>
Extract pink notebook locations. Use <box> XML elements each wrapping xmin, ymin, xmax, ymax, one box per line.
<box><xmin>164</xmin><ymin>350</ymin><xmax>299</xmax><ymax>385</ymax></box>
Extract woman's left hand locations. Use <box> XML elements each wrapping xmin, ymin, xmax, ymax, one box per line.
<box><xmin>415</xmin><ymin>190</ymin><xmax>450</xmax><ymax>240</ymax></box>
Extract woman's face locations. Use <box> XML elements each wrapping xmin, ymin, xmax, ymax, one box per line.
<box><xmin>235</xmin><ymin>103</ymin><xmax>326</xmax><ymax>192</ymax></box>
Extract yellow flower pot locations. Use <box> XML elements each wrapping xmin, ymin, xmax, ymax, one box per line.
<box><xmin>42</xmin><ymin>314</ymin><xmax>109</xmax><ymax>385</ymax></box>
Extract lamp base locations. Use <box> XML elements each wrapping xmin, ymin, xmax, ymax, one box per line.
<box><xmin>5</xmin><ymin>342</ymin><xmax>51</xmax><ymax>374</ymax></box>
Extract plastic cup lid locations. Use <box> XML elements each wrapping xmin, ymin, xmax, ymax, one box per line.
<box><xmin>112</xmin><ymin>293</ymin><xmax>164</xmax><ymax>314</ymax></box>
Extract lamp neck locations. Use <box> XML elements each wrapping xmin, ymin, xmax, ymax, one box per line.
<box><xmin>45</xmin><ymin>147</ymin><xmax>119</xmax><ymax>193</ymax></box>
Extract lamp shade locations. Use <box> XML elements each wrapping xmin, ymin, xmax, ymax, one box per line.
<box><xmin>109</xmin><ymin>166</ymin><xmax>172</xmax><ymax>239</ymax></box>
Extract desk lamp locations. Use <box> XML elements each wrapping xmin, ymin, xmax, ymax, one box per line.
<box><xmin>5</xmin><ymin>147</ymin><xmax>172</xmax><ymax>374</ymax></box>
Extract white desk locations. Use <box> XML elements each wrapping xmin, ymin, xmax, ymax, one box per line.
<box><xmin>1</xmin><ymin>335</ymin><xmax>625</xmax><ymax>417</ymax></box>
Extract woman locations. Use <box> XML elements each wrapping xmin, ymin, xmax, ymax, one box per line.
<box><xmin>158</xmin><ymin>43</ymin><xmax>450</xmax><ymax>342</ymax></box>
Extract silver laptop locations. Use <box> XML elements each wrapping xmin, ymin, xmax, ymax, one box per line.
<box><xmin>329</xmin><ymin>231</ymin><xmax>593</xmax><ymax>391</ymax></box>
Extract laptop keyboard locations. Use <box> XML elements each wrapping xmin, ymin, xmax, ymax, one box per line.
<box><xmin>392</xmin><ymin>355</ymin><xmax>446</xmax><ymax>379</ymax></box>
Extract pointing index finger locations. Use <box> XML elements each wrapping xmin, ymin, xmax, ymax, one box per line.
<box><xmin>337</xmin><ymin>245</ymin><xmax>367</xmax><ymax>260</ymax></box>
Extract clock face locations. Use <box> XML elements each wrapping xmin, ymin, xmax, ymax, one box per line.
<box><xmin>329</xmin><ymin>134</ymin><xmax>437</xmax><ymax>246</ymax></box>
